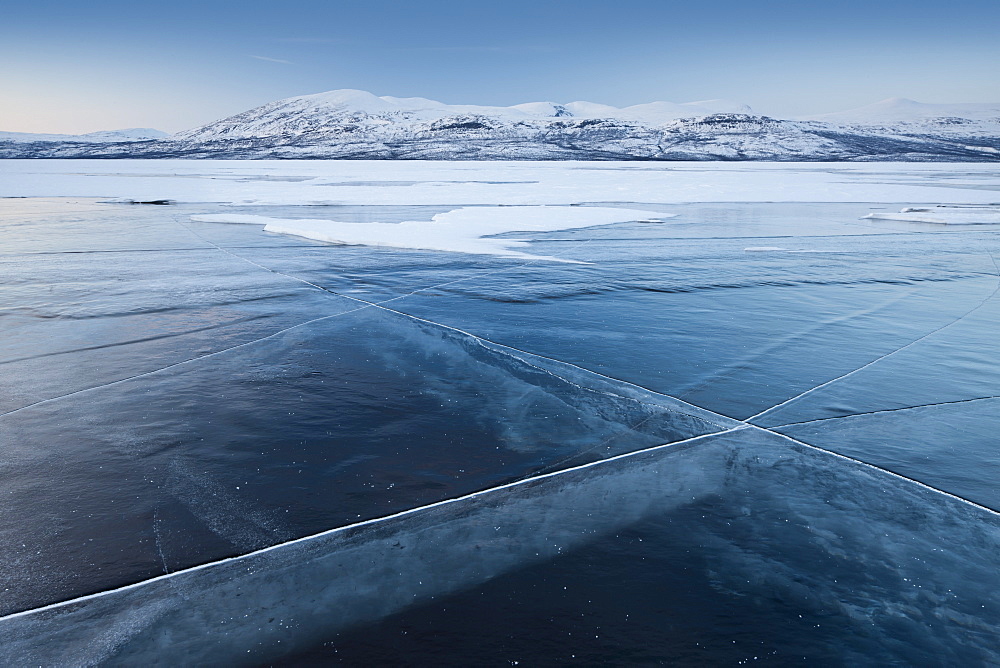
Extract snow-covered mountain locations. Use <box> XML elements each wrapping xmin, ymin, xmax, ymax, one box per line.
<box><xmin>171</xmin><ymin>89</ymin><xmax>755</xmax><ymax>142</ymax></box>
<box><xmin>2</xmin><ymin>91</ymin><xmax>997</xmax><ymax>161</ymax></box>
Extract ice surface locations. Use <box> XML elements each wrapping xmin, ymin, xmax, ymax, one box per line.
<box><xmin>0</xmin><ymin>273</ymin><xmax>734</xmax><ymax>615</ymax></box>
<box><xmin>749</xmin><ymin>261</ymin><xmax>1000</xmax><ymax>428</ymax></box>
<box><xmin>0</xmin><ymin>427</ymin><xmax>997</xmax><ymax>665</ymax></box>
<box><xmin>192</xmin><ymin>206</ymin><xmax>670</xmax><ymax>260</ymax></box>
<box><xmin>3</xmin><ymin>163</ymin><xmax>1000</xmax><ymax>662</ymax></box>
<box><xmin>864</xmin><ymin>205</ymin><xmax>1000</xmax><ymax>225</ymax></box>
<box><xmin>776</xmin><ymin>398</ymin><xmax>1000</xmax><ymax>509</ymax></box>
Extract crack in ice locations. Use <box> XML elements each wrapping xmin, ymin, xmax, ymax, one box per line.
<box><xmin>176</xmin><ymin>217</ymin><xmax>733</xmax><ymax>427</ymax></box>
<box><xmin>1</xmin><ymin>419</ymin><xmax>996</xmax><ymax>630</ymax></box>
<box><xmin>753</xmin><ymin>427</ymin><xmax>1000</xmax><ymax>516</ymax></box>
<box><xmin>0</xmin><ymin>314</ymin><xmax>271</xmax><ymax>367</ymax></box>
<box><xmin>174</xmin><ymin>215</ymin><xmax>1000</xmax><ymax>513</ymax></box>
<box><xmin>768</xmin><ymin>395</ymin><xmax>1000</xmax><ymax>429</ymax></box>
<box><xmin>675</xmin><ymin>288</ymin><xmax>920</xmax><ymax>399</ymax></box>
<box><xmin>747</xmin><ymin>251</ymin><xmax>1000</xmax><ymax>423</ymax></box>
<box><xmin>0</xmin><ymin>220</ymin><xmax>592</xmax><ymax>419</ymax></box>
<box><xmin>0</xmin><ymin>307</ymin><xmax>372</xmax><ymax>420</ymax></box>
<box><xmin>2</xmin><ymin>207</ymin><xmax>993</xmax><ymax>598</ymax></box>
<box><xmin>0</xmin><ymin>425</ymin><xmax>748</xmax><ymax>626</ymax></box>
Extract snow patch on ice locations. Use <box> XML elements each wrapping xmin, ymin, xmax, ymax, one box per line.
<box><xmin>191</xmin><ymin>206</ymin><xmax>670</xmax><ymax>261</ymax></box>
<box><xmin>863</xmin><ymin>205</ymin><xmax>1000</xmax><ymax>225</ymax></box>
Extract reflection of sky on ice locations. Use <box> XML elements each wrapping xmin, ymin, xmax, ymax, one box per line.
<box><xmin>0</xmin><ymin>162</ymin><xmax>999</xmax><ymax>663</ymax></box>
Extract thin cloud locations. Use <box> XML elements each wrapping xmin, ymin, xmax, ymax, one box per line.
<box><xmin>271</xmin><ymin>37</ymin><xmax>348</xmax><ymax>44</ymax></box>
<box><xmin>401</xmin><ymin>45</ymin><xmax>557</xmax><ymax>53</ymax></box>
<box><xmin>248</xmin><ymin>55</ymin><xmax>295</xmax><ymax>65</ymax></box>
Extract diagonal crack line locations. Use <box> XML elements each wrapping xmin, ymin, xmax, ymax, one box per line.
<box><xmin>174</xmin><ymin>216</ymin><xmax>595</xmax><ymax>311</ymax></box>
<box><xmin>675</xmin><ymin>287</ymin><xmax>919</xmax><ymax>399</ymax></box>
<box><xmin>754</xmin><ymin>426</ymin><xmax>1000</xmax><ymax>516</ymax></box>
<box><xmin>768</xmin><ymin>394</ymin><xmax>1000</xmax><ymax>429</ymax></box>
<box><xmin>0</xmin><ymin>315</ymin><xmax>270</xmax><ymax>367</ymax></box>
<box><xmin>176</xmin><ymin>217</ymin><xmax>733</xmax><ymax>427</ymax></box>
<box><xmin>532</xmin><ymin>405</ymin><xmax>1000</xmax><ymax>514</ymax></box>
<box><xmin>0</xmin><ymin>306</ymin><xmax>372</xmax><ymax>420</ymax></box>
<box><xmin>13</xmin><ymin>212</ymin><xmax>985</xmax><ymax>512</ymax></box>
<box><xmin>747</xmin><ymin>249</ymin><xmax>1000</xmax><ymax>423</ymax></box>
<box><xmin>0</xmin><ymin>425</ymin><xmax>749</xmax><ymax>626</ymax></box>
<box><xmin>0</xmin><ymin>220</ymin><xmax>588</xmax><ymax>420</ymax></box>
<box><xmin>187</xmin><ymin>219</ymin><xmax>889</xmax><ymax>496</ymax></box>
<box><xmin>2</xmin><ymin>417</ymin><xmax>996</xmax><ymax>627</ymax></box>
<box><xmin>526</xmin><ymin>410</ymin><xmax>671</xmax><ymax>480</ymax></box>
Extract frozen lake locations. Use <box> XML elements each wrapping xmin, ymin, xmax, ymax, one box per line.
<box><xmin>1</xmin><ymin>161</ymin><xmax>999</xmax><ymax>664</ymax></box>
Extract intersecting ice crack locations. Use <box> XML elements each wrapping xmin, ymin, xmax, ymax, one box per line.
<box><xmin>0</xmin><ymin>307</ymin><xmax>373</xmax><ymax>420</ymax></box>
<box><xmin>747</xmin><ymin>250</ymin><xmax>1000</xmax><ymax>423</ymax></box>
<box><xmin>170</xmin><ymin>216</ymin><xmax>999</xmax><ymax>512</ymax></box>
<box><xmin>0</xmin><ymin>417</ymin><xmax>994</xmax><ymax>641</ymax></box>
<box><xmin>173</xmin><ymin>218</ymin><xmax>727</xmax><ymax>426</ymax></box>
<box><xmin>0</xmin><ymin>423</ymin><xmax>747</xmax><ymax>629</ymax></box>
<box><xmin>3</xmin><ymin>212</ymin><xmax>994</xmax><ymax>516</ymax></box>
<box><xmin>3</xmin><ymin>213</ymin><xmax>999</xmax><ymax>629</ymax></box>
<box><xmin>0</xmin><ymin>221</ymin><xmax>582</xmax><ymax>418</ymax></box>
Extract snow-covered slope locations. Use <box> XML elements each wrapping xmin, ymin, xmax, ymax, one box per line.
<box><xmin>2</xmin><ymin>91</ymin><xmax>997</xmax><ymax>161</ymax></box>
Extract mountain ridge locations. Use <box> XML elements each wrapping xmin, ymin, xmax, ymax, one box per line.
<box><xmin>3</xmin><ymin>90</ymin><xmax>998</xmax><ymax>161</ymax></box>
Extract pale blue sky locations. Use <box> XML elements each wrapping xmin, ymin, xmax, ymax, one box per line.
<box><xmin>2</xmin><ymin>0</ymin><xmax>998</xmax><ymax>133</ymax></box>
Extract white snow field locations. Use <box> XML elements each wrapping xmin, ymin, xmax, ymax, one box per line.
<box><xmin>192</xmin><ymin>207</ymin><xmax>670</xmax><ymax>260</ymax></box>
<box><xmin>2</xmin><ymin>160</ymin><xmax>1000</xmax><ymax>206</ymax></box>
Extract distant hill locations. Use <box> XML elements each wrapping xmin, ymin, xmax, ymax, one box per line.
<box><xmin>0</xmin><ymin>128</ymin><xmax>168</xmax><ymax>144</ymax></box>
<box><xmin>799</xmin><ymin>98</ymin><xmax>1000</xmax><ymax>126</ymax></box>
